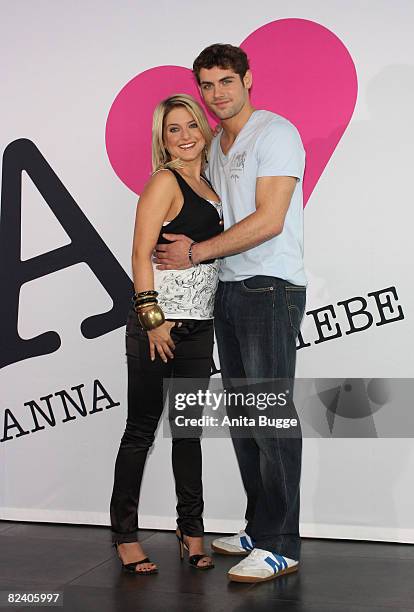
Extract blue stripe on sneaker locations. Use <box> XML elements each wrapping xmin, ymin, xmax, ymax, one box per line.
<box><xmin>264</xmin><ymin>554</ymin><xmax>287</xmax><ymax>574</ymax></box>
<box><xmin>274</xmin><ymin>554</ymin><xmax>288</xmax><ymax>570</ymax></box>
<box><xmin>240</xmin><ymin>536</ymin><xmax>253</xmax><ymax>551</ymax></box>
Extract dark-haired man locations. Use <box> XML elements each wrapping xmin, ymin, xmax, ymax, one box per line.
<box><xmin>155</xmin><ymin>44</ymin><xmax>306</xmax><ymax>583</ymax></box>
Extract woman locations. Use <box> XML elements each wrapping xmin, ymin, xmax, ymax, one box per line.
<box><xmin>110</xmin><ymin>94</ymin><xmax>223</xmax><ymax>574</ymax></box>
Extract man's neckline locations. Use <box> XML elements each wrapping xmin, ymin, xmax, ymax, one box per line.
<box><xmin>219</xmin><ymin>110</ymin><xmax>259</xmax><ymax>158</ymax></box>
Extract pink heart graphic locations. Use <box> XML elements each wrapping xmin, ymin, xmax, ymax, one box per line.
<box><xmin>105</xmin><ymin>18</ymin><xmax>357</xmax><ymax>207</ymax></box>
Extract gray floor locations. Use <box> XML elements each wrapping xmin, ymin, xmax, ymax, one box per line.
<box><xmin>0</xmin><ymin>521</ymin><xmax>413</xmax><ymax>611</ymax></box>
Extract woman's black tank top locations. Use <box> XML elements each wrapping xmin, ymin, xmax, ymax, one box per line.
<box><xmin>156</xmin><ymin>169</ymin><xmax>223</xmax><ymax>263</ymax></box>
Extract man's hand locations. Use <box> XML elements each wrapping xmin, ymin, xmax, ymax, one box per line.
<box><xmin>154</xmin><ymin>234</ymin><xmax>193</xmax><ymax>270</ymax></box>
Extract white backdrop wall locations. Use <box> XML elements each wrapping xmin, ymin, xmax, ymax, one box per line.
<box><xmin>1</xmin><ymin>0</ymin><xmax>413</xmax><ymax>543</ymax></box>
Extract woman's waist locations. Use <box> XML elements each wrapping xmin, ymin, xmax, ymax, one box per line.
<box><xmin>156</xmin><ymin>225</ymin><xmax>223</xmax><ymax>245</ymax></box>
<box><xmin>152</xmin><ymin>261</ymin><xmax>219</xmax><ymax>277</ymax></box>
<box><xmin>153</xmin><ymin>264</ymin><xmax>219</xmax><ymax>307</ymax></box>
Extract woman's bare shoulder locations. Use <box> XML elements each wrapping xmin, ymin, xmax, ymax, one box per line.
<box><xmin>138</xmin><ymin>168</ymin><xmax>178</xmax><ymax>211</ymax></box>
<box><xmin>144</xmin><ymin>168</ymin><xmax>177</xmax><ymax>191</ymax></box>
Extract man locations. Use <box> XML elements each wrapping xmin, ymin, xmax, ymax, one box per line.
<box><xmin>155</xmin><ymin>44</ymin><xmax>306</xmax><ymax>583</ymax></box>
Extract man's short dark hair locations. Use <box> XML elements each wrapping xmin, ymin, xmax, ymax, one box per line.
<box><xmin>193</xmin><ymin>44</ymin><xmax>250</xmax><ymax>84</ymax></box>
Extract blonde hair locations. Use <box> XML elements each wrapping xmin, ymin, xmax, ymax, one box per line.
<box><xmin>151</xmin><ymin>94</ymin><xmax>212</xmax><ymax>172</ymax></box>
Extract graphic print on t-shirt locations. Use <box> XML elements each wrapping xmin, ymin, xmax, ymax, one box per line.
<box><xmin>230</xmin><ymin>151</ymin><xmax>247</xmax><ymax>181</ymax></box>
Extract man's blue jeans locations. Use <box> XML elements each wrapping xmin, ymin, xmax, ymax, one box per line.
<box><xmin>214</xmin><ymin>275</ymin><xmax>306</xmax><ymax>560</ymax></box>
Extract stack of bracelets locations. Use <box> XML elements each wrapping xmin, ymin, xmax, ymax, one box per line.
<box><xmin>133</xmin><ymin>290</ymin><xmax>165</xmax><ymax>331</ymax></box>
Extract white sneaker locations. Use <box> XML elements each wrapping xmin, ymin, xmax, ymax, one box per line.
<box><xmin>227</xmin><ymin>548</ymin><xmax>299</xmax><ymax>583</ymax></box>
<box><xmin>211</xmin><ymin>530</ymin><xmax>255</xmax><ymax>555</ymax></box>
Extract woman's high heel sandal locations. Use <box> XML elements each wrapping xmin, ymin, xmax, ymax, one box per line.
<box><xmin>176</xmin><ymin>528</ymin><xmax>215</xmax><ymax>570</ymax></box>
<box><xmin>113</xmin><ymin>542</ymin><xmax>158</xmax><ymax>575</ymax></box>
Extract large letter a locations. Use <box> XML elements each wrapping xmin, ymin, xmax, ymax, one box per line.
<box><xmin>0</xmin><ymin>139</ymin><xmax>132</xmax><ymax>369</ymax></box>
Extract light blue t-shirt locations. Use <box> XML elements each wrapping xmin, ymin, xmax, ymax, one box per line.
<box><xmin>207</xmin><ymin>110</ymin><xmax>307</xmax><ymax>286</ymax></box>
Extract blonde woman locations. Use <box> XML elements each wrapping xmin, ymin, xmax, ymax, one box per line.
<box><xmin>110</xmin><ymin>94</ymin><xmax>223</xmax><ymax>574</ymax></box>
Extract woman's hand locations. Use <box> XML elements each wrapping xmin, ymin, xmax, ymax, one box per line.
<box><xmin>213</xmin><ymin>123</ymin><xmax>222</xmax><ymax>137</ymax></box>
<box><xmin>147</xmin><ymin>321</ymin><xmax>176</xmax><ymax>362</ymax></box>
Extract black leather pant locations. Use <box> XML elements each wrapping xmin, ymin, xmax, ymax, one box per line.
<box><xmin>110</xmin><ymin>307</ymin><xmax>214</xmax><ymax>543</ymax></box>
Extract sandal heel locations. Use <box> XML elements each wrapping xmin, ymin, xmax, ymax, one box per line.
<box><xmin>177</xmin><ymin>535</ymin><xmax>184</xmax><ymax>561</ymax></box>
<box><xmin>175</xmin><ymin>528</ymin><xmax>214</xmax><ymax>571</ymax></box>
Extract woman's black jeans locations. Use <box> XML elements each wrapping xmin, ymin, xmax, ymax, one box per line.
<box><xmin>110</xmin><ymin>307</ymin><xmax>214</xmax><ymax>544</ymax></box>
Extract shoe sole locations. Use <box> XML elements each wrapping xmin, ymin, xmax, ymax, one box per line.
<box><xmin>227</xmin><ymin>564</ymin><xmax>299</xmax><ymax>583</ymax></box>
<box><xmin>211</xmin><ymin>543</ymin><xmax>250</xmax><ymax>556</ymax></box>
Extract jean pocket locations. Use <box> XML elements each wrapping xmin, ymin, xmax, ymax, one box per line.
<box><xmin>241</xmin><ymin>276</ymin><xmax>275</xmax><ymax>293</ymax></box>
<box><xmin>168</xmin><ymin>320</ymin><xmax>185</xmax><ymax>343</ymax></box>
<box><xmin>169</xmin><ymin>319</ymin><xmax>197</xmax><ymax>341</ymax></box>
<box><xmin>285</xmin><ymin>286</ymin><xmax>306</xmax><ymax>334</ymax></box>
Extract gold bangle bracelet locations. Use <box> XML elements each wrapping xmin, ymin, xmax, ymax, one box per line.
<box><xmin>137</xmin><ymin>304</ymin><xmax>165</xmax><ymax>330</ymax></box>
<box><xmin>135</xmin><ymin>300</ymin><xmax>158</xmax><ymax>311</ymax></box>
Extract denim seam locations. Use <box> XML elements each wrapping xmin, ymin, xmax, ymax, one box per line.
<box><xmin>285</xmin><ymin>288</ymin><xmax>305</xmax><ymax>334</ymax></box>
<box><xmin>275</xmin><ymin>434</ymin><xmax>289</xmax><ymax>546</ymax></box>
<box><xmin>287</xmin><ymin>305</ymin><xmax>300</xmax><ymax>333</ymax></box>
<box><xmin>275</xmin><ymin>287</ymin><xmax>289</xmax><ymax>546</ymax></box>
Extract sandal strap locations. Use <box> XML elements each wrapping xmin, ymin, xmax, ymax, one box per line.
<box><xmin>136</xmin><ymin>557</ymin><xmax>151</xmax><ymax>564</ymax></box>
<box><xmin>123</xmin><ymin>558</ymin><xmax>157</xmax><ymax>574</ymax></box>
<box><xmin>189</xmin><ymin>554</ymin><xmax>212</xmax><ymax>567</ymax></box>
<box><xmin>113</xmin><ymin>543</ymin><xmax>157</xmax><ymax>574</ymax></box>
<box><xmin>124</xmin><ymin>557</ymin><xmax>152</xmax><ymax>569</ymax></box>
